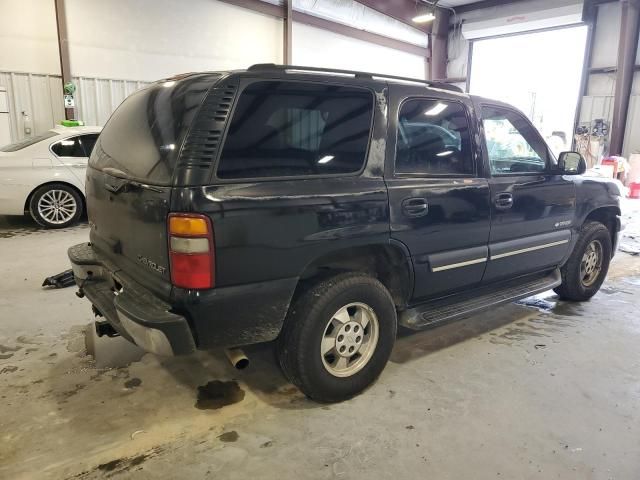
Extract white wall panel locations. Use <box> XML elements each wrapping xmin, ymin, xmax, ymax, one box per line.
<box><xmin>292</xmin><ymin>23</ymin><xmax>426</xmax><ymax>79</ymax></box>
<box><xmin>591</xmin><ymin>2</ymin><xmax>621</xmax><ymax>69</ymax></box>
<box><xmin>0</xmin><ymin>0</ymin><xmax>60</xmax><ymax>75</ymax></box>
<box><xmin>65</xmin><ymin>0</ymin><xmax>283</xmax><ymax>81</ymax></box>
<box><xmin>623</xmin><ymin>94</ymin><xmax>640</xmax><ymax>155</ymax></box>
<box><xmin>0</xmin><ymin>71</ymin><xmax>150</xmax><ymax>143</ymax></box>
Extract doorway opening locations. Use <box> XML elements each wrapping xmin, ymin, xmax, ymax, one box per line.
<box><xmin>469</xmin><ymin>26</ymin><xmax>588</xmax><ymax>156</ymax></box>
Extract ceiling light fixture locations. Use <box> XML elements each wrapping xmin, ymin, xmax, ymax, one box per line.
<box><xmin>412</xmin><ymin>1</ymin><xmax>438</xmax><ymax>24</ymax></box>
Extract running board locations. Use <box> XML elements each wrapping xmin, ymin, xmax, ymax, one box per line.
<box><xmin>399</xmin><ymin>269</ymin><xmax>561</xmax><ymax>330</ymax></box>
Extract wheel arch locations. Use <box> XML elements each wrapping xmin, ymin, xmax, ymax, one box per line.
<box><xmin>24</xmin><ymin>181</ymin><xmax>86</xmax><ymax>215</ymax></box>
<box><xmin>296</xmin><ymin>243</ymin><xmax>413</xmax><ymax>309</ymax></box>
<box><xmin>583</xmin><ymin>205</ymin><xmax>620</xmax><ymax>254</ymax></box>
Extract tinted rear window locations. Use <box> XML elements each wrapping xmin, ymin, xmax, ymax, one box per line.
<box><xmin>217</xmin><ymin>81</ymin><xmax>374</xmax><ymax>179</ymax></box>
<box><xmin>89</xmin><ymin>74</ymin><xmax>220</xmax><ymax>185</ymax></box>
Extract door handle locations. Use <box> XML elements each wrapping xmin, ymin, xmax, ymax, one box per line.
<box><xmin>494</xmin><ymin>192</ymin><xmax>514</xmax><ymax>210</ymax></box>
<box><xmin>402</xmin><ymin>197</ymin><xmax>429</xmax><ymax>217</ymax></box>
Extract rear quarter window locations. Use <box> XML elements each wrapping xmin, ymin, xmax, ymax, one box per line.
<box><xmin>89</xmin><ymin>74</ymin><xmax>219</xmax><ymax>185</ymax></box>
<box><xmin>217</xmin><ymin>81</ymin><xmax>374</xmax><ymax>180</ymax></box>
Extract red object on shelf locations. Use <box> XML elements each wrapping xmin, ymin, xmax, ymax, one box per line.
<box><xmin>601</xmin><ymin>157</ymin><xmax>619</xmax><ymax>178</ymax></box>
<box><xmin>630</xmin><ymin>182</ymin><xmax>640</xmax><ymax>199</ymax></box>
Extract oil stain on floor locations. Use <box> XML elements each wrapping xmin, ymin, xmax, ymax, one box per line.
<box><xmin>218</xmin><ymin>431</ymin><xmax>239</xmax><ymax>442</ymax></box>
<box><xmin>195</xmin><ymin>380</ymin><xmax>245</xmax><ymax>410</ymax></box>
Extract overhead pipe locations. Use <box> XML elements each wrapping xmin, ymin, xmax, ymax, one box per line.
<box><xmin>609</xmin><ymin>0</ymin><xmax>640</xmax><ymax>155</ymax></box>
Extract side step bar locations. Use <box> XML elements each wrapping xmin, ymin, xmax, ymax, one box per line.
<box><xmin>399</xmin><ymin>269</ymin><xmax>561</xmax><ymax>330</ymax></box>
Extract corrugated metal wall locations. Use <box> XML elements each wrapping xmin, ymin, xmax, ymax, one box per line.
<box><xmin>0</xmin><ymin>70</ymin><xmax>150</xmax><ymax>143</ymax></box>
<box><xmin>579</xmin><ymin>93</ymin><xmax>640</xmax><ymax>155</ymax></box>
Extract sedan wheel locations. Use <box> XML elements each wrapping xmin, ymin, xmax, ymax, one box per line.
<box><xmin>37</xmin><ymin>189</ymin><xmax>78</xmax><ymax>226</ymax></box>
<box><xmin>29</xmin><ymin>183</ymin><xmax>84</xmax><ymax>228</ymax></box>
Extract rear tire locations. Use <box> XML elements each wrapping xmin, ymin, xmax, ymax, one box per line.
<box><xmin>29</xmin><ymin>183</ymin><xmax>83</xmax><ymax>229</ymax></box>
<box><xmin>554</xmin><ymin>221</ymin><xmax>611</xmax><ymax>301</ymax></box>
<box><xmin>277</xmin><ymin>273</ymin><xmax>397</xmax><ymax>403</ymax></box>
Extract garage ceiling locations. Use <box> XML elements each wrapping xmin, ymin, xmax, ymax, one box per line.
<box><xmin>354</xmin><ymin>0</ymin><xmax>531</xmax><ymax>31</ymax></box>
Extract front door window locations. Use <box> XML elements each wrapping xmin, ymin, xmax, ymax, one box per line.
<box><xmin>482</xmin><ymin>106</ymin><xmax>551</xmax><ymax>175</ymax></box>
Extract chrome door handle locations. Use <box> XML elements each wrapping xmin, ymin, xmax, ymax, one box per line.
<box><xmin>402</xmin><ymin>198</ymin><xmax>429</xmax><ymax>217</ymax></box>
<box><xmin>494</xmin><ymin>192</ymin><xmax>514</xmax><ymax>210</ymax></box>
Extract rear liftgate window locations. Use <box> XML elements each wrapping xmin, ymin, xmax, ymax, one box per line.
<box><xmin>217</xmin><ymin>81</ymin><xmax>374</xmax><ymax>179</ymax></box>
<box><xmin>89</xmin><ymin>75</ymin><xmax>219</xmax><ymax>185</ymax></box>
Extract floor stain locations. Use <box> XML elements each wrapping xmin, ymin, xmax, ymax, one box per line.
<box><xmin>0</xmin><ymin>344</ymin><xmax>21</xmax><ymax>354</ymax></box>
<box><xmin>551</xmin><ymin>301</ymin><xmax>584</xmax><ymax>317</ymax></box>
<box><xmin>78</xmin><ymin>447</ymin><xmax>163</xmax><ymax>478</ymax></box>
<box><xmin>97</xmin><ymin>459</ymin><xmax>122</xmax><ymax>472</ymax></box>
<box><xmin>600</xmin><ymin>286</ymin><xmax>631</xmax><ymax>295</ymax></box>
<box><xmin>1</xmin><ymin>366</ymin><xmax>18</xmax><ymax>374</ymax></box>
<box><xmin>218</xmin><ymin>431</ymin><xmax>239</xmax><ymax>442</ymax></box>
<box><xmin>59</xmin><ymin>384</ymin><xmax>86</xmax><ymax>400</ymax></box>
<box><xmin>124</xmin><ymin>377</ymin><xmax>142</xmax><ymax>389</ymax></box>
<box><xmin>195</xmin><ymin>380</ymin><xmax>245</xmax><ymax>410</ymax></box>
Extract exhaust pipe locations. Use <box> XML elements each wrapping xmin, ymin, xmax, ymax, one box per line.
<box><xmin>224</xmin><ymin>348</ymin><xmax>249</xmax><ymax>370</ymax></box>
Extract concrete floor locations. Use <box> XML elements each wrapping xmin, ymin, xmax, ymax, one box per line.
<box><xmin>1</xmin><ymin>205</ymin><xmax>640</xmax><ymax>480</ymax></box>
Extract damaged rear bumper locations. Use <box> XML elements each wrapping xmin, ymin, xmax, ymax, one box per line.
<box><xmin>68</xmin><ymin>243</ymin><xmax>195</xmax><ymax>356</ymax></box>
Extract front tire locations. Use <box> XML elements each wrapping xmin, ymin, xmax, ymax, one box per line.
<box><xmin>277</xmin><ymin>273</ymin><xmax>397</xmax><ymax>403</ymax></box>
<box><xmin>29</xmin><ymin>183</ymin><xmax>83</xmax><ymax>229</ymax></box>
<box><xmin>554</xmin><ymin>221</ymin><xmax>611</xmax><ymax>301</ymax></box>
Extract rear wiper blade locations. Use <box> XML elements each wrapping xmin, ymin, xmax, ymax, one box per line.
<box><xmin>102</xmin><ymin>168</ymin><xmax>164</xmax><ymax>193</ymax></box>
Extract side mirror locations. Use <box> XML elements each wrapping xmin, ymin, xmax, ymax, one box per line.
<box><xmin>557</xmin><ymin>151</ymin><xmax>586</xmax><ymax>175</ymax></box>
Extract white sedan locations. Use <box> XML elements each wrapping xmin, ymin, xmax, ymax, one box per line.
<box><xmin>0</xmin><ymin>126</ymin><xmax>101</xmax><ymax>228</ymax></box>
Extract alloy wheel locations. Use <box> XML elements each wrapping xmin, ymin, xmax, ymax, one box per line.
<box><xmin>320</xmin><ymin>302</ymin><xmax>380</xmax><ymax>378</ymax></box>
<box><xmin>37</xmin><ymin>189</ymin><xmax>77</xmax><ymax>225</ymax></box>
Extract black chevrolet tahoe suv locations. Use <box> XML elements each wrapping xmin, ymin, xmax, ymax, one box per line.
<box><xmin>69</xmin><ymin>64</ymin><xmax>622</xmax><ymax>402</ymax></box>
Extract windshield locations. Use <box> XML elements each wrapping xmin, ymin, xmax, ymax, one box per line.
<box><xmin>0</xmin><ymin>131</ymin><xmax>57</xmax><ymax>152</ymax></box>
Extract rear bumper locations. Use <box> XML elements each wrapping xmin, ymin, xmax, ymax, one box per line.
<box><xmin>68</xmin><ymin>243</ymin><xmax>298</xmax><ymax>355</ymax></box>
<box><xmin>68</xmin><ymin>243</ymin><xmax>195</xmax><ymax>356</ymax></box>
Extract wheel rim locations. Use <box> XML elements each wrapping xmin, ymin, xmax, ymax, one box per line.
<box><xmin>37</xmin><ymin>189</ymin><xmax>77</xmax><ymax>225</ymax></box>
<box><xmin>580</xmin><ymin>239</ymin><xmax>603</xmax><ymax>287</ymax></box>
<box><xmin>320</xmin><ymin>302</ymin><xmax>379</xmax><ymax>378</ymax></box>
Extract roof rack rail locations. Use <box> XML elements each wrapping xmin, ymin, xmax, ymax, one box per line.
<box><xmin>247</xmin><ymin>64</ymin><xmax>464</xmax><ymax>93</ymax></box>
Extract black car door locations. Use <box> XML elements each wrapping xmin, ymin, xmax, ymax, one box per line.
<box><xmin>477</xmin><ymin>102</ymin><xmax>576</xmax><ymax>282</ymax></box>
<box><xmin>386</xmin><ymin>89</ymin><xmax>491</xmax><ymax>301</ymax></box>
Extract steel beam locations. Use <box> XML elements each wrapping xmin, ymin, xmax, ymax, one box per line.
<box><xmin>284</xmin><ymin>0</ymin><xmax>292</xmax><ymax>63</ymax></box>
<box><xmin>217</xmin><ymin>0</ymin><xmax>284</xmax><ymax>18</ymax></box>
<box><xmin>292</xmin><ymin>11</ymin><xmax>429</xmax><ymax>57</ymax></box>
<box><xmin>430</xmin><ymin>7</ymin><xmax>450</xmax><ymax>80</ymax></box>
<box><xmin>572</xmin><ymin>1</ymin><xmax>598</xmax><ymax>148</ymax></box>
<box><xmin>610</xmin><ymin>0</ymin><xmax>640</xmax><ymax>155</ymax></box>
<box><xmin>54</xmin><ymin>0</ymin><xmax>74</xmax><ymax>120</ymax></box>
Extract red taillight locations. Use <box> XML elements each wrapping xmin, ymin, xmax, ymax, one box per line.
<box><xmin>168</xmin><ymin>213</ymin><xmax>215</xmax><ymax>289</ymax></box>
